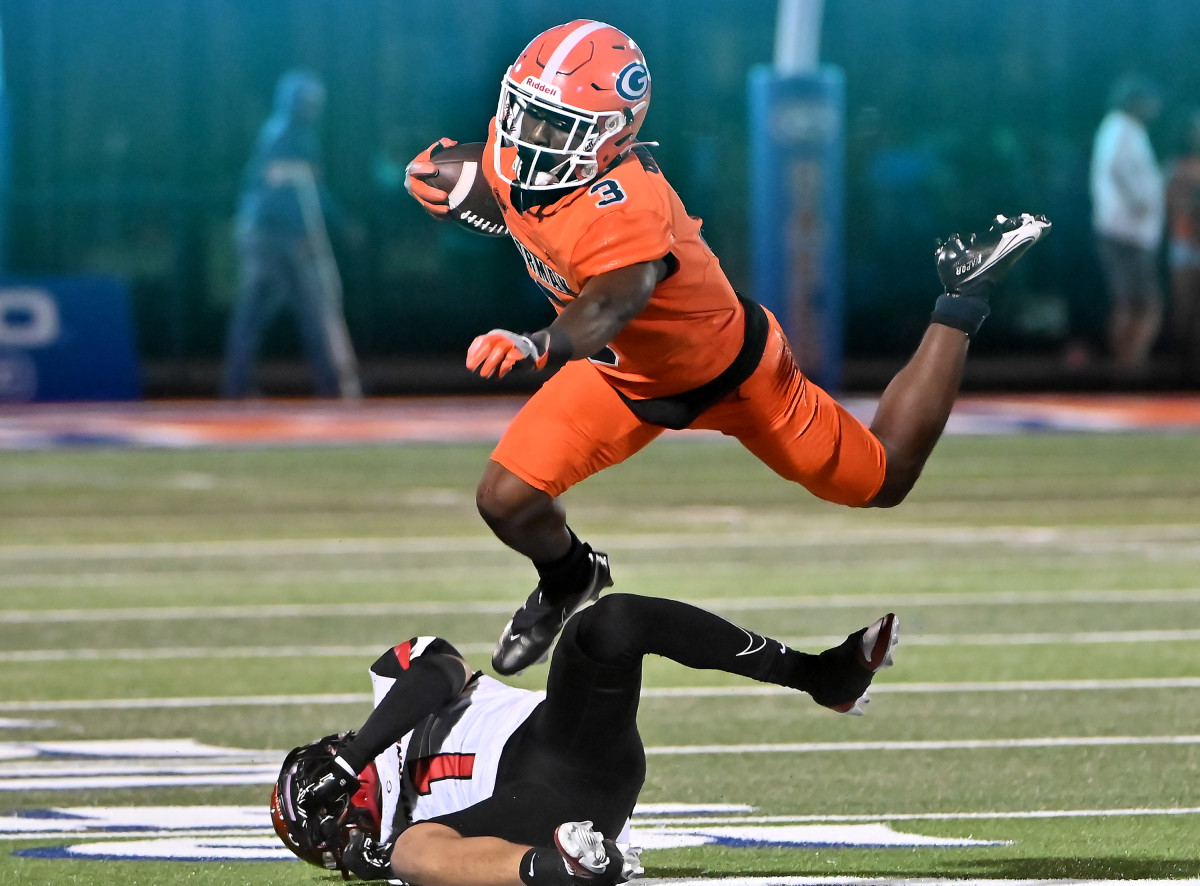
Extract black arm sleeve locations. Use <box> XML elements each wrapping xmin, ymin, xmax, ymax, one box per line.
<box><xmin>337</xmin><ymin>653</ymin><xmax>471</xmax><ymax>773</ymax></box>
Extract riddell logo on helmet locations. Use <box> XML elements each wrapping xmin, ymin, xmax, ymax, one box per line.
<box><xmin>524</xmin><ymin>77</ymin><xmax>562</xmax><ymax>100</ymax></box>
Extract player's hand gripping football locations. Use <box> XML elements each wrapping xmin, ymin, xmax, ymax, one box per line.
<box><xmin>295</xmin><ymin>757</ymin><xmax>360</xmax><ymax>846</ymax></box>
<box><xmin>404</xmin><ymin>137</ymin><xmax>457</xmax><ymax>217</ymax></box>
<box><xmin>466</xmin><ymin>329</ymin><xmax>553</xmax><ymax>378</ymax></box>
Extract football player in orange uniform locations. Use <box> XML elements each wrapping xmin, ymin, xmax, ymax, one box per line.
<box><xmin>406</xmin><ymin>20</ymin><xmax>1050</xmax><ymax>676</ymax></box>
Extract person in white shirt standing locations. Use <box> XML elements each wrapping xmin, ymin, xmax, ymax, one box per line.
<box><xmin>1090</xmin><ymin>75</ymin><xmax>1166</xmax><ymax>374</ymax></box>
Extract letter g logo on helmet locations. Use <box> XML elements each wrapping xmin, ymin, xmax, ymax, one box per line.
<box><xmin>615</xmin><ymin>62</ymin><xmax>649</xmax><ymax>101</ymax></box>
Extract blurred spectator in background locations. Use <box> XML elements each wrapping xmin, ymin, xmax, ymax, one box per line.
<box><xmin>1165</xmin><ymin>109</ymin><xmax>1200</xmax><ymax>385</ymax></box>
<box><xmin>1089</xmin><ymin>74</ymin><xmax>1165</xmax><ymax>377</ymax></box>
<box><xmin>222</xmin><ymin>69</ymin><xmax>361</xmax><ymax>399</ymax></box>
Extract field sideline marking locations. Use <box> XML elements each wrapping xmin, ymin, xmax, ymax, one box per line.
<box><xmin>4</xmin><ymin>628</ymin><xmax>1200</xmax><ymax>664</ymax></box>
<box><xmin>642</xmin><ymin>735</ymin><xmax>1200</xmax><ymax>755</ymax></box>
<box><xmin>637</xmin><ymin>806</ymin><xmax>1200</xmax><ymax>824</ymax></box>
<box><xmin>3</xmin><ymin>678</ymin><xmax>1200</xmax><ymax>712</ymax></box>
<box><xmin>2</xmin><ymin>523</ymin><xmax>1199</xmax><ymax>562</ymax></box>
<box><xmin>3</xmin><ymin>737</ymin><xmax>1200</xmax><ymax>771</ymax></box>
<box><xmin>642</xmin><ymin>878</ymin><xmax>1199</xmax><ymax>886</ymax></box>
<box><xmin>4</xmin><ymin>587</ymin><xmax>1200</xmax><ymax>622</ymax></box>
<box><xmin>1</xmin><ymin>736</ymin><xmax>1198</xmax><ymax>789</ymax></box>
<box><xmin>3</xmin><ymin>808</ymin><xmax>1199</xmax><ymax>840</ymax></box>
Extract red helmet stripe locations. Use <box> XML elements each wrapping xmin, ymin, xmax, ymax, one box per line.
<box><xmin>392</xmin><ymin>641</ymin><xmax>411</xmax><ymax>669</ymax></box>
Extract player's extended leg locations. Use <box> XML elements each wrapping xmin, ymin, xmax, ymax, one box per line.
<box><xmin>479</xmin><ymin>361</ymin><xmax>664</xmax><ymax>676</ymax></box>
<box><xmin>866</xmin><ymin>322</ymin><xmax>969</xmax><ymax>506</ymax></box>
<box><xmin>869</xmin><ymin>212</ymin><xmax>1051</xmax><ymax>506</ymax></box>
<box><xmin>539</xmin><ymin>593</ymin><xmax>900</xmax><ymax>755</ymax></box>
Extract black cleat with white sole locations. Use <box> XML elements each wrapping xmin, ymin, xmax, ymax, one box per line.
<box><xmin>492</xmin><ymin>551</ymin><xmax>613</xmax><ymax>676</ymax></box>
<box><xmin>936</xmin><ymin>212</ymin><xmax>1051</xmax><ymax>298</ymax></box>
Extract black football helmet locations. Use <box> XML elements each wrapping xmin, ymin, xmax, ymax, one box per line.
<box><xmin>270</xmin><ymin>731</ymin><xmax>382</xmax><ymax>876</ymax></box>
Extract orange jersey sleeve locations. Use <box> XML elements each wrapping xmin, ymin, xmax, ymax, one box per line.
<box><xmin>483</xmin><ymin>128</ymin><xmax>745</xmax><ymax>399</ymax></box>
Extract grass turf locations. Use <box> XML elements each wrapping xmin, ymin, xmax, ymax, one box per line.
<box><xmin>1</xmin><ymin>431</ymin><xmax>1198</xmax><ymax>883</ymax></box>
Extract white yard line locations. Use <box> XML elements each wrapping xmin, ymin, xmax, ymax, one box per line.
<box><xmin>0</xmin><ymin>694</ymin><xmax>374</xmax><ymax>712</ymax></box>
<box><xmin>4</xmin><ymin>587</ymin><xmax>1200</xmax><ymax>623</ymax></box>
<box><xmin>638</xmin><ymin>873</ymin><xmax>1200</xmax><ymax>878</ymax></box>
<box><xmin>643</xmin><ymin>735</ymin><xmax>1200</xmax><ymax>755</ymax></box>
<box><xmin>644</xmin><ymin>677</ymin><xmax>1200</xmax><ymax>697</ymax></box>
<box><xmin>633</xmin><ymin>806</ymin><xmax>1200</xmax><ymax>825</ymax></box>
<box><xmin>0</xmin><ymin>736</ymin><xmax>1197</xmax><ymax>792</ymax></box>
<box><xmin>3</xmin><ymin>628</ymin><xmax>1200</xmax><ymax>664</ymax></box>
<box><xmin>3</xmin><ymin>678</ymin><xmax>1200</xmax><ymax>712</ymax></box>
<box><xmin>1</xmin><ymin>524</ymin><xmax>1198</xmax><ymax>562</ymax></box>
<box><xmin>4</xmin><ymin>808</ymin><xmax>1200</xmax><ymax>842</ymax></box>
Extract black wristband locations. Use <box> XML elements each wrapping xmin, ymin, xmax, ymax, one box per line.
<box><xmin>528</xmin><ymin>327</ymin><xmax>574</xmax><ymax>372</ymax></box>
<box><xmin>930</xmin><ymin>293</ymin><xmax>990</xmax><ymax>337</ymax></box>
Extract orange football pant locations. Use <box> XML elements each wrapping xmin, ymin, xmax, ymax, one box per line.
<box><xmin>492</xmin><ymin>310</ymin><xmax>887</xmax><ymax>507</ymax></box>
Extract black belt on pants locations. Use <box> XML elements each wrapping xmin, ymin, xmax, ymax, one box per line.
<box><xmin>615</xmin><ymin>293</ymin><xmax>770</xmax><ymax>430</ymax></box>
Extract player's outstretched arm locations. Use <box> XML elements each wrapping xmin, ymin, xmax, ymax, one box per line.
<box><xmin>466</xmin><ymin>260</ymin><xmax>665</xmax><ymax>379</ymax></box>
<box><xmin>405</xmin><ymin>138</ymin><xmax>459</xmax><ymax>217</ymax></box>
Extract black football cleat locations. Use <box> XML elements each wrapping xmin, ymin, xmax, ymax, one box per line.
<box><xmin>936</xmin><ymin>212</ymin><xmax>1051</xmax><ymax>298</ymax></box>
<box><xmin>492</xmin><ymin>551</ymin><xmax>613</xmax><ymax>676</ymax></box>
<box><xmin>807</xmin><ymin>613</ymin><xmax>899</xmax><ymax>715</ymax></box>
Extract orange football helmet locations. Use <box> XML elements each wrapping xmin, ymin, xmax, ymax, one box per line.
<box><xmin>494</xmin><ymin>20</ymin><xmax>651</xmax><ymax>190</ymax></box>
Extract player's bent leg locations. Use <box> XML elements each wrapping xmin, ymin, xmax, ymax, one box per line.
<box><xmin>477</xmin><ymin>463</ymin><xmax>614</xmax><ymax>676</ymax></box>
<box><xmin>695</xmin><ymin>313</ymin><xmax>887</xmax><ymax>508</ymax></box>
<box><xmin>867</xmin><ymin>323</ymin><xmax>969</xmax><ymax>507</ymax></box>
<box><xmin>562</xmin><ymin>594</ymin><xmax>899</xmax><ymax>716</ymax></box>
<box><xmin>484</xmin><ymin>362</ymin><xmax>662</xmax><ymax>675</ymax></box>
<box><xmin>870</xmin><ymin>212</ymin><xmax>1051</xmax><ymax>507</ymax></box>
<box><xmin>477</xmin><ymin>460</ymin><xmax>573</xmax><ymax>563</ymax></box>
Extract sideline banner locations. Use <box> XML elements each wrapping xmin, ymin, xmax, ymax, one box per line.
<box><xmin>0</xmin><ymin>275</ymin><xmax>141</xmax><ymax>402</ymax></box>
<box><xmin>748</xmin><ymin>65</ymin><xmax>845</xmax><ymax>391</ymax></box>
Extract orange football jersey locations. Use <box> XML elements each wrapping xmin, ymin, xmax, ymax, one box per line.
<box><xmin>482</xmin><ymin>126</ymin><xmax>745</xmax><ymax>400</ymax></box>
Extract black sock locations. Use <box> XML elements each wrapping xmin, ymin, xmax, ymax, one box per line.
<box><xmin>519</xmin><ymin>847</ymin><xmax>577</xmax><ymax>886</ymax></box>
<box><xmin>931</xmin><ymin>292</ymin><xmax>991</xmax><ymax>335</ymax></box>
<box><xmin>519</xmin><ymin>844</ymin><xmax>623</xmax><ymax>886</ymax></box>
<box><xmin>575</xmin><ymin>593</ymin><xmax>805</xmax><ymax>686</ymax></box>
<box><xmin>533</xmin><ymin>529</ymin><xmax>592</xmax><ymax>604</ymax></box>
<box><xmin>785</xmin><ymin>629</ymin><xmax>872</xmax><ymax>707</ymax></box>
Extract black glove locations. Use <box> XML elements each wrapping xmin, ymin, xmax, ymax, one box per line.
<box><xmin>342</xmin><ymin>828</ymin><xmax>396</xmax><ymax>881</ymax></box>
<box><xmin>296</xmin><ymin>756</ymin><xmax>360</xmax><ymax>845</ymax></box>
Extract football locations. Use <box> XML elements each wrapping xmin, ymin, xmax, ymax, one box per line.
<box><xmin>427</xmin><ymin>142</ymin><xmax>508</xmax><ymax>237</ymax></box>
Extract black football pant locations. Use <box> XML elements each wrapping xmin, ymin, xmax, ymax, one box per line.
<box><xmin>434</xmin><ymin>593</ymin><xmax>795</xmax><ymax>845</ymax></box>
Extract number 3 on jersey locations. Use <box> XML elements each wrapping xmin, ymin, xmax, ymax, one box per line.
<box><xmin>589</xmin><ymin>179</ymin><xmax>627</xmax><ymax>207</ymax></box>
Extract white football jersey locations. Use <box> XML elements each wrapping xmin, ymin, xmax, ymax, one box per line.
<box><xmin>370</xmin><ymin>639</ymin><xmax>544</xmax><ymax>842</ymax></box>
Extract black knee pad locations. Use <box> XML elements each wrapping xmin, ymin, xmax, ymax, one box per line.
<box><xmin>570</xmin><ymin>593</ymin><xmax>645</xmax><ymax>669</ymax></box>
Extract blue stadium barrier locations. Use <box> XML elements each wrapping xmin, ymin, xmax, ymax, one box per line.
<box><xmin>0</xmin><ymin>275</ymin><xmax>141</xmax><ymax>402</ymax></box>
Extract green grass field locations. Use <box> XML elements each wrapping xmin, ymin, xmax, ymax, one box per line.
<box><xmin>2</xmin><ymin>430</ymin><xmax>1199</xmax><ymax>885</ymax></box>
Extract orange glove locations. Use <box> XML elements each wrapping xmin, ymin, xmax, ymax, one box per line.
<box><xmin>466</xmin><ymin>329</ymin><xmax>551</xmax><ymax>378</ymax></box>
<box><xmin>404</xmin><ymin>138</ymin><xmax>457</xmax><ymax>217</ymax></box>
